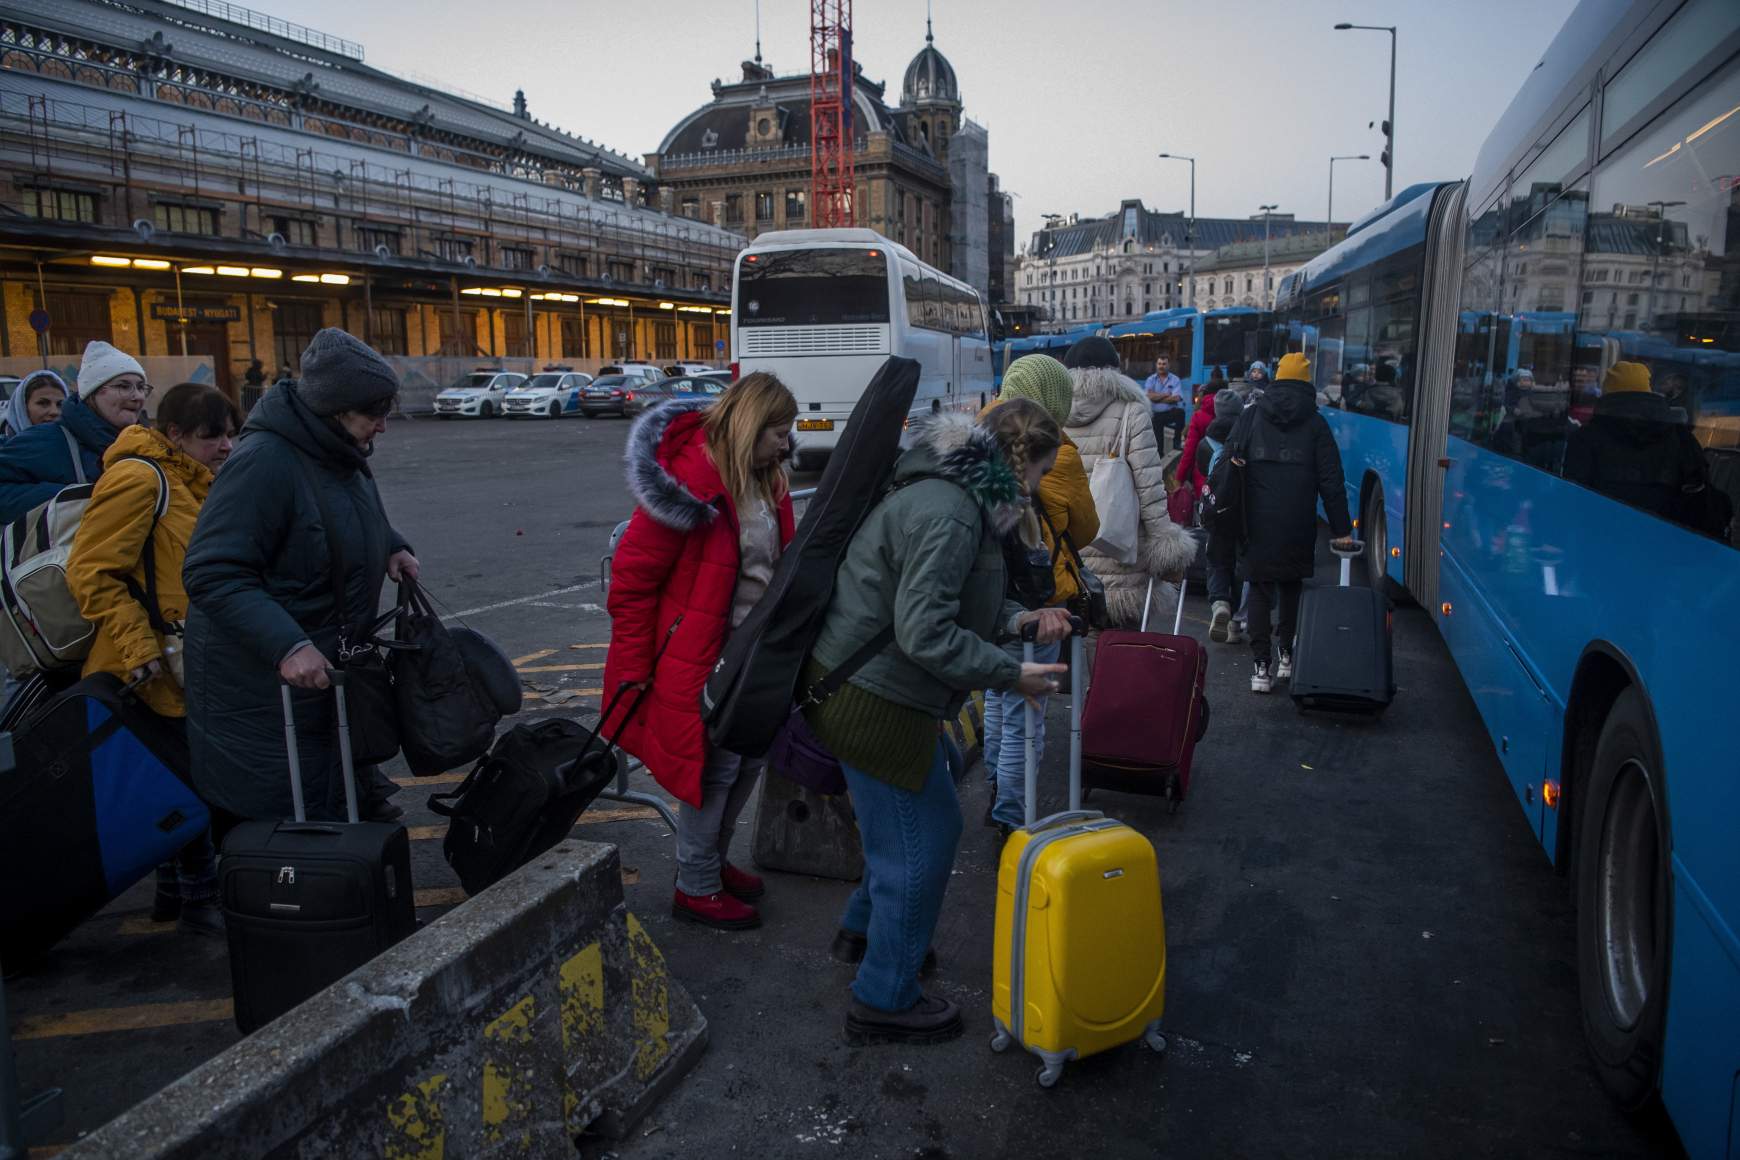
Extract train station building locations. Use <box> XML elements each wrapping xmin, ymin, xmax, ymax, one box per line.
<box><xmin>0</xmin><ymin>0</ymin><xmax>744</xmax><ymax>397</ymax></box>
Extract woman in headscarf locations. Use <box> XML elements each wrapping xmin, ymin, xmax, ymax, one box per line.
<box><xmin>2</xmin><ymin>370</ymin><xmax>68</xmax><ymax>440</ymax></box>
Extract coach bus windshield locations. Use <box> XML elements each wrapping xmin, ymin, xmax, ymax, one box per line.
<box><xmin>735</xmin><ymin>248</ymin><xmax>892</xmax><ymax>327</ymax></box>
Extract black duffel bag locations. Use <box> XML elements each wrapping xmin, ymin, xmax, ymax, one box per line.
<box><xmin>388</xmin><ymin>578</ymin><xmax>503</xmax><ymax>775</ymax></box>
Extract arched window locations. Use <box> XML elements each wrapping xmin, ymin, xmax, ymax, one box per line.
<box><xmin>1224</xmin><ymin>277</ymin><xmax>1233</xmax><ymax>295</ymax></box>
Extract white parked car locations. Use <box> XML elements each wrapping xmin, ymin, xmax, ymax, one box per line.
<box><xmin>434</xmin><ymin>371</ymin><xmax>527</xmax><ymax>419</ymax></box>
<box><xmin>663</xmin><ymin>362</ymin><xmax>718</xmax><ymax>377</ymax></box>
<box><xmin>503</xmin><ymin>370</ymin><xmax>593</xmax><ymax>419</ymax></box>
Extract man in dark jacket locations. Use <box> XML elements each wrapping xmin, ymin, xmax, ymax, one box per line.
<box><xmin>183</xmin><ymin>328</ymin><xmax>417</xmax><ymax>829</ymax></box>
<box><xmin>1227</xmin><ymin>352</ymin><xmax>1356</xmax><ymax>693</ymax></box>
<box><xmin>0</xmin><ymin>340</ymin><xmax>147</xmax><ymax>522</ymax></box>
<box><xmin>1563</xmin><ymin>361</ymin><xmax>1725</xmax><ymax>537</ymax></box>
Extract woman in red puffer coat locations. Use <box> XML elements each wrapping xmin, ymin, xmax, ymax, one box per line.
<box><xmin>603</xmin><ymin>373</ymin><xmax>798</xmax><ymax>931</ymax></box>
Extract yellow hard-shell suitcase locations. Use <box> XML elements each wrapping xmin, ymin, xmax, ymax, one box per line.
<box><xmin>990</xmin><ymin>626</ymin><xmax>1168</xmax><ymax>1087</ymax></box>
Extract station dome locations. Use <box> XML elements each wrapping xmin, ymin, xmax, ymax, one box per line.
<box><xmin>901</xmin><ymin>25</ymin><xmax>957</xmax><ymax>106</ymax></box>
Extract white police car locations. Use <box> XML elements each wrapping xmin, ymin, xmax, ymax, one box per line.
<box><xmin>503</xmin><ymin>370</ymin><xmax>593</xmax><ymax>419</ymax></box>
<box><xmin>434</xmin><ymin>370</ymin><xmax>526</xmax><ymax>419</ymax></box>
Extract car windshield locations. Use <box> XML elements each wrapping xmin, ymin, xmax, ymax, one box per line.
<box><xmin>457</xmin><ymin>373</ymin><xmax>497</xmax><ymax>390</ymax></box>
<box><xmin>520</xmin><ymin>374</ymin><xmax>564</xmax><ymax>390</ymax></box>
<box><xmin>591</xmin><ymin>376</ymin><xmax>630</xmax><ymax>388</ymax></box>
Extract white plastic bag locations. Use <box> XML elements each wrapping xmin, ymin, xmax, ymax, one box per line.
<box><xmin>1086</xmin><ymin>407</ymin><xmax>1141</xmax><ymax>565</ymax></box>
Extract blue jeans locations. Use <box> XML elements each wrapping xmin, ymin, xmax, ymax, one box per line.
<box><xmin>839</xmin><ymin>742</ymin><xmax>963</xmax><ymax>1012</ymax></box>
<box><xmin>981</xmin><ymin>640</ymin><xmax>1058</xmax><ymax>827</ymax></box>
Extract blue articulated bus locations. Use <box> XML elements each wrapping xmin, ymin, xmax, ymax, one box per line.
<box><xmin>993</xmin><ymin>325</ymin><xmax>1102</xmax><ymax>388</ymax></box>
<box><xmin>1106</xmin><ymin>305</ymin><xmax>1277</xmax><ymax>394</ymax></box>
<box><xmin>1274</xmin><ymin>2</ymin><xmax>1739</xmax><ymax>1153</ymax></box>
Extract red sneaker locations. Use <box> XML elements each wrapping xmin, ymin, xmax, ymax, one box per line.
<box><xmin>671</xmin><ymin>888</ymin><xmax>761</xmax><ymax>930</ymax></box>
<box><xmin>720</xmin><ymin>862</ymin><xmax>766</xmax><ymax>901</ymax></box>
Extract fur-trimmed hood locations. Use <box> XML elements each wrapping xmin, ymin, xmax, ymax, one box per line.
<box><xmin>623</xmin><ymin>396</ymin><xmax>720</xmax><ymax>532</ymax></box>
<box><xmin>1066</xmin><ymin>365</ymin><xmax>1149</xmax><ymax>427</ymax></box>
<box><xmin>898</xmin><ymin>411</ymin><xmax>1025</xmax><ymax>536</ymax></box>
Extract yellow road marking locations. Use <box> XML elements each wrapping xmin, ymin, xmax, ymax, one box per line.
<box><xmin>516</xmin><ymin>663</ymin><xmax>604</xmax><ymax>673</ymax></box>
<box><xmin>391</xmin><ymin>771</ymin><xmax>466</xmax><ymax>787</ymax></box>
<box><xmin>568</xmin><ymin>642</ymin><xmax>608</xmax><ymax>650</ymax></box>
<box><xmin>407</xmin><ymin>806</ymin><xmax>661</xmax><ymax>843</ymax></box>
<box><xmin>415</xmin><ymin>887</ymin><xmax>466</xmax><ymax>908</ymax></box>
<box><xmin>510</xmin><ymin>648</ymin><xmax>557</xmax><ymax>665</ymax></box>
<box><xmin>118</xmin><ymin>915</ymin><xmax>173</xmax><ymax>937</ymax></box>
<box><xmin>14</xmin><ymin>999</ymin><xmax>233</xmax><ymax>1040</ymax></box>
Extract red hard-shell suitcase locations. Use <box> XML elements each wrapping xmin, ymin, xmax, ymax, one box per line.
<box><xmin>1081</xmin><ymin>578</ymin><xmax>1208</xmax><ymax>812</ymax></box>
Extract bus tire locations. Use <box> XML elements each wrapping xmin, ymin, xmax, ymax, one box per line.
<box><xmin>1359</xmin><ymin>483</ymin><xmax>1408</xmax><ymax>603</ymax></box>
<box><xmin>1575</xmin><ymin>687</ymin><xmax>1669</xmax><ymax>1112</ymax></box>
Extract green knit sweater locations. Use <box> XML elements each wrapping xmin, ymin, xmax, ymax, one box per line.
<box><xmin>800</xmin><ymin>657</ymin><xmax>937</xmax><ymax>791</ymax></box>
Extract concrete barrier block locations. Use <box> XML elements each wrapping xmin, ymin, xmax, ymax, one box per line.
<box><xmin>62</xmin><ymin>840</ymin><xmax>706</xmax><ymax>1159</ymax></box>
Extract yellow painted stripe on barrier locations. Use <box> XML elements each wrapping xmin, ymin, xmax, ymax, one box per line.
<box><xmin>384</xmin><ymin>1072</ymin><xmax>448</xmax><ymax>1160</ymax></box>
<box><xmin>516</xmin><ymin>663</ymin><xmax>604</xmax><ymax>673</ymax></box>
<box><xmin>14</xmin><ymin>999</ymin><xmax>233</xmax><ymax>1040</ymax></box>
<box><xmin>558</xmin><ymin>941</ymin><xmax>605</xmax><ymax>1125</ymax></box>
<box><xmin>511</xmin><ymin>648</ymin><xmax>557</xmax><ymax>666</ymax></box>
<box><xmin>625</xmin><ymin>912</ymin><xmax>671</xmax><ymax>1082</ymax></box>
<box><xmin>481</xmin><ymin>994</ymin><xmax>537</xmax><ymax>1148</ymax></box>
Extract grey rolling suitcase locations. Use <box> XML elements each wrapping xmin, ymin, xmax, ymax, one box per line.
<box><xmin>221</xmin><ymin>673</ymin><xmax>416</xmax><ymax>1033</ymax></box>
<box><xmin>1289</xmin><ymin>543</ymin><xmax>1394</xmax><ymax>715</ymax></box>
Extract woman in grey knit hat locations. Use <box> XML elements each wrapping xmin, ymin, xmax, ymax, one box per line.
<box><xmin>183</xmin><ymin>328</ymin><xmax>418</xmax><ymax>831</ymax></box>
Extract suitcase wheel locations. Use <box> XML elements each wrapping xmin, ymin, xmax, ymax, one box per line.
<box><xmin>1144</xmin><ymin>1021</ymin><xmax>1168</xmax><ymax>1054</ymax></box>
<box><xmin>989</xmin><ymin>1028</ymin><xmax>1012</xmax><ymax>1054</ymax></box>
<box><xmin>1036</xmin><ymin>1063</ymin><xmax>1063</xmax><ymax>1089</ymax></box>
<box><xmin>1165</xmin><ymin>773</ymin><xmax>1182</xmax><ymax>814</ymax></box>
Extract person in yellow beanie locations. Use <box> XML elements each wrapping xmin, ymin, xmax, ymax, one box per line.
<box><xmin>1225</xmin><ymin>352</ymin><xmax>1357</xmax><ymax>693</ymax></box>
<box><xmin>1564</xmin><ymin>361</ymin><xmax>1726</xmax><ymax>536</ymax></box>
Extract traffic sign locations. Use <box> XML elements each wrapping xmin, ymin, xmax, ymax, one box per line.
<box><xmin>714</xmin><ymin>339</ymin><xmax>725</xmax><ymax>351</ymax></box>
<box><xmin>27</xmin><ymin>309</ymin><xmax>49</xmax><ymax>335</ymax></box>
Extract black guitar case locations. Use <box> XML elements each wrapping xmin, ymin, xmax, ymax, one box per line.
<box><xmin>702</xmin><ymin>356</ymin><xmax>921</xmax><ymax>756</ymax></box>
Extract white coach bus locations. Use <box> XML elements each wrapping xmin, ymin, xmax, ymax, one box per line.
<box><xmin>731</xmin><ymin>228</ymin><xmax>994</xmax><ymax>471</ymax></box>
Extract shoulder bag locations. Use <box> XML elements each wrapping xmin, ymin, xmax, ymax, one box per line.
<box><xmin>1085</xmin><ymin>405</ymin><xmax>1141</xmax><ymax>565</ymax></box>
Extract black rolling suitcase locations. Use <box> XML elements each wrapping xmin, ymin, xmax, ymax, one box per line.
<box><xmin>221</xmin><ymin>673</ymin><xmax>416</xmax><ymax>1033</ymax></box>
<box><xmin>1290</xmin><ymin>542</ymin><xmax>1394</xmax><ymax>715</ymax></box>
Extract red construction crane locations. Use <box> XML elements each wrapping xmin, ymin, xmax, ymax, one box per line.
<box><xmin>809</xmin><ymin>0</ymin><xmax>854</xmax><ymax>228</ymax></box>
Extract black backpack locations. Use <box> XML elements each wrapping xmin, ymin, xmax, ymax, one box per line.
<box><xmin>701</xmin><ymin>357</ymin><xmax>920</xmax><ymax>757</ymax></box>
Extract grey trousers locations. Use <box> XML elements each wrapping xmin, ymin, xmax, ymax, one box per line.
<box><xmin>674</xmin><ymin>747</ymin><xmax>765</xmax><ymax>896</ymax></box>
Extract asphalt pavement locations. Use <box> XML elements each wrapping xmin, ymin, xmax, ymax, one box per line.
<box><xmin>6</xmin><ymin>413</ymin><xmax>1674</xmax><ymax>1159</ymax></box>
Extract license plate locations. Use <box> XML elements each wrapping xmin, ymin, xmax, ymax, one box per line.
<box><xmin>797</xmin><ymin>419</ymin><xmax>835</xmax><ymax>431</ymax></box>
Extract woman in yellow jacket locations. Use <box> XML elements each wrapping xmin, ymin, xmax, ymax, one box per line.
<box><xmin>67</xmin><ymin>381</ymin><xmax>240</xmax><ymax>937</ymax></box>
<box><xmin>979</xmin><ymin>354</ymin><xmax>1100</xmax><ymax>832</ymax></box>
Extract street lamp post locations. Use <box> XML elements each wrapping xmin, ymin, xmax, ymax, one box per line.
<box><xmin>1335</xmin><ymin>22</ymin><xmax>1397</xmax><ymax>200</ymax></box>
<box><xmin>1259</xmin><ymin>204</ymin><xmax>1278</xmax><ymax>309</ymax></box>
<box><xmin>1158</xmin><ymin>152</ymin><xmax>1196</xmax><ymax>307</ymax></box>
<box><xmin>1328</xmin><ymin>154</ymin><xmax>1370</xmax><ymax>240</ymax></box>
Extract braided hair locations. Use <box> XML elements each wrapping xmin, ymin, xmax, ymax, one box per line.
<box><xmin>981</xmin><ymin>397</ymin><xmax>1061</xmax><ymax>496</ymax></box>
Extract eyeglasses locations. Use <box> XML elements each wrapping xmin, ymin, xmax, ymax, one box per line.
<box><xmin>103</xmin><ymin>380</ymin><xmax>154</xmax><ymax>399</ymax></box>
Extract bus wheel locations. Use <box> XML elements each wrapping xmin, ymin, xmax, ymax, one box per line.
<box><xmin>1360</xmin><ymin>485</ymin><xmax>1407</xmax><ymax>602</ymax></box>
<box><xmin>1575</xmin><ymin>687</ymin><xmax>1669</xmax><ymax>1112</ymax></box>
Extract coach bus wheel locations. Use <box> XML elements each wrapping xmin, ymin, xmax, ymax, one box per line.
<box><xmin>1575</xmin><ymin>688</ymin><xmax>1669</xmax><ymax>1112</ymax></box>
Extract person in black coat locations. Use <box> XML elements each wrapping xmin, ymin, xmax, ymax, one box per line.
<box><xmin>183</xmin><ymin>328</ymin><xmax>418</xmax><ymax>832</ymax></box>
<box><xmin>1226</xmin><ymin>352</ymin><xmax>1356</xmax><ymax>693</ymax></box>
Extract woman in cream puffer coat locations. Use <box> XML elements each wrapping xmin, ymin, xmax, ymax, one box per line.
<box><xmin>1062</xmin><ymin>338</ymin><xmax>1198</xmax><ymax>627</ymax></box>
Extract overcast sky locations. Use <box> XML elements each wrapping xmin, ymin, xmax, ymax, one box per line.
<box><xmin>283</xmin><ymin>0</ymin><xmax>1579</xmax><ymax>248</ymax></box>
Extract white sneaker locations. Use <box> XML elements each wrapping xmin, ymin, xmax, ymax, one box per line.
<box><xmin>1209</xmin><ymin>601</ymin><xmax>1232</xmax><ymax>642</ymax></box>
<box><xmin>1275</xmin><ymin>646</ymin><xmax>1293</xmax><ymax>681</ymax></box>
<box><xmin>1250</xmin><ymin>659</ymin><xmax>1273</xmax><ymax>694</ymax></box>
<box><xmin>1227</xmin><ymin>619</ymin><xmax>1248</xmax><ymax>644</ymax></box>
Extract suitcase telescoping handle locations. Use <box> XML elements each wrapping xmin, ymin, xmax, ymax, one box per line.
<box><xmin>1330</xmin><ymin>540</ymin><xmax>1366</xmax><ymax>588</ymax></box>
<box><xmin>279</xmin><ymin>670</ymin><xmax>361</xmax><ymax>826</ymax></box>
<box><xmin>1019</xmin><ymin>614</ymin><xmax>1087</xmax><ymax>828</ymax></box>
<box><xmin>1139</xmin><ymin>574</ymin><xmax>1188</xmax><ymax>636</ymax></box>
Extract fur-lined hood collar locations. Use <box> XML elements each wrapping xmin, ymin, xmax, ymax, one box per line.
<box><xmin>1066</xmin><ymin>366</ymin><xmax>1149</xmax><ymax>427</ymax></box>
<box><xmin>896</xmin><ymin>411</ymin><xmax>1025</xmax><ymax>536</ymax></box>
<box><xmin>624</xmin><ymin>397</ymin><xmax>721</xmax><ymax>532</ymax></box>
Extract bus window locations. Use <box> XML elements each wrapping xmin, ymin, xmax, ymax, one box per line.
<box><xmin>902</xmin><ymin>260</ymin><xmax>924</xmax><ymax>329</ymax></box>
<box><xmin>736</xmin><ymin>248</ymin><xmax>892</xmax><ymax>327</ymax></box>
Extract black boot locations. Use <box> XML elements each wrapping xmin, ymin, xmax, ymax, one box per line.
<box><xmin>844</xmin><ymin>993</ymin><xmax>963</xmax><ymax>1046</ymax></box>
